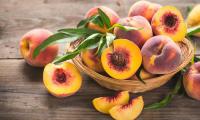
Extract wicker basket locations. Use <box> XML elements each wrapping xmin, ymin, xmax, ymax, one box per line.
<box><xmin>72</xmin><ymin>38</ymin><xmax>194</xmax><ymax>93</ymax></box>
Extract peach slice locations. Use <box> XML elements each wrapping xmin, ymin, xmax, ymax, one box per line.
<box><xmin>43</xmin><ymin>62</ymin><xmax>82</xmax><ymax>97</ymax></box>
<box><xmin>101</xmin><ymin>39</ymin><xmax>142</xmax><ymax>80</ymax></box>
<box><xmin>151</xmin><ymin>6</ymin><xmax>187</xmax><ymax>42</ymax></box>
<box><xmin>109</xmin><ymin>96</ymin><xmax>144</xmax><ymax>120</ymax></box>
<box><xmin>92</xmin><ymin>91</ymin><xmax>129</xmax><ymax>114</ymax></box>
<box><xmin>81</xmin><ymin>49</ymin><xmax>104</xmax><ymax>72</ymax></box>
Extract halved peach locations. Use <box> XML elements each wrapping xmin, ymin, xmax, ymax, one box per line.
<box><xmin>101</xmin><ymin>39</ymin><xmax>142</xmax><ymax>80</ymax></box>
<box><xmin>109</xmin><ymin>96</ymin><xmax>144</xmax><ymax>120</ymax></box>
<box><xmin>92</xmin><ymin>91</ymin><xmax>129</xmax><ymax>114</ymax></box>
<box><xmin>43</xmin><ymin>62</ymin><xmax>82</xmax><ymax>97</ymax></box>
<box><xmin>151</xmin><ymin>6</ymin><xmax>187</xmax><ymax>42</ymax></box>
<box><xmin>81</xmin><ymin>49</ymin><xmax>104</xmax><ymax>72</ymax></box>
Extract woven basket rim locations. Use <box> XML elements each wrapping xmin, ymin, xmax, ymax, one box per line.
<box><xmin>72</xmin><ymin>38</ymin><xmax>194</xmax><ymax>86</ymax></box>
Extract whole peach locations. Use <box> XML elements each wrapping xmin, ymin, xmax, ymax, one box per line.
<box><xmin>141</xmin><ymin>35</ymin><xmax>182</xmax><ymax>74</ymax></box>
<box><xmin>114</xmin><ymin>16</ymin><xmax>153</xmax><ymax>48</ymax></box>
<box><xmin>128</xmin><ymin>0</ymin><xmax>162</xmax><ymax>22</ymax></box>
<box><xmin>85</xmin><ymin>6</ymin><xmax>120</xmax><ymax>33</ymax></box>
<box><xmin>183</xmin><ymin>62</ymin><xmax>200</xmax><ymax>101</ymax></box>
<box><xmin>19</xmin><ymin>29</ymin><xmax>58</xmax><ymax>67</ymax></box>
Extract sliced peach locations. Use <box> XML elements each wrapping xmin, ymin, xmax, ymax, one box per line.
<box><xmin>101</xmin><ymin>39</ymin><xmax>142</xmax><ymax>80</ymax></box>
<box><xmin>43</xmin><ymin>62</ymin><xmax>82</xmax><ymax>97</ymax></box>
<box><xmin>92</xmin><ymin>91</ymin><xmax>129</xmax><ymax>114</ymax></box>
<box><xmin>109</xmin><ymin>96</ymin><xmax>144</xmax><ymax>120</ymax></box>
<box><xmin>81</xmin><ymin>49</ymin><xmax>104</xmax><ymax>72</ymax></box>
<box><xmin>151</xmin><ymin>6</ymin><xmax>187</xmax><ymax>42</ymax></box>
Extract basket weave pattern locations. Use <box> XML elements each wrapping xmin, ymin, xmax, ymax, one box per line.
<box><xmin>72</xmin><ymin>38</ymin><xmax>194</xmax><ymax>93</ymax></box>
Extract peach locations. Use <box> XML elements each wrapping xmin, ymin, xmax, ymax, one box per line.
<box><xmin>132</xmin><ymin>68</ymin><xmax>155</xmax><ymax>80</ymax></box>
<box><xmin>101</xmin><ymin>39</ymin><xmax>142</xmax><ymax>80</ymax></box>
<box><xmin>85</xmin><ymin>6</ymin><xmax>120</xmax><ymax>33</ymax></box>
<box><xmin>151</xmin><ymin>6</ymin><xmax>187</xmax><ymax>42</ymax></box>
<box><xmin>92</xmin><ymin>91</ymin><xmax>129</xmax><ymax>114</ymax></box>
<box><xmin>141</xmin><ymin>35</ymin><xmax>182</xmax><ymax>74</ymax></box>
<box><xmin>19</xmin><ymin>28</ymin><xmax>58</xmax><ymax>67</ymax></box>
<box><xmin>183</xmin><ymin>62</ymin><xmax>200</xmax><ymax>101</ymax></box>
<box><xmin>128</xmin><ymin>0</ymin><xmax>162</xmax><ymax>22</ymax></box>
<box><xmin>187</xmin><ymin>4</ymin><xmax>200</xmax><ymax>37</ymax></box>
<box><xmin>43</xmin><ymin>62</ymin><xmax>82</xmax><ymax>98</ymax></box>
<box><xmin>109</xmin><ymin>96</ymin><xmax>144</xmax><ymax>120</ymax></box>
<box><xmin>114</xmin><ymin>16</ymin><xmax>153</xmax><ymax>48</ymax></box>
<box><xmin>81</xmin><ymin>49</ymin><xmax>104</xmax><ymax>72</ymax></box>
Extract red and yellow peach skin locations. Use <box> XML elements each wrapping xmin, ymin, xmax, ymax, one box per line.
<box><xmin>20</xmin><ymin>28</ymin><xmax>58</xmax><ymax>67</ymax></box>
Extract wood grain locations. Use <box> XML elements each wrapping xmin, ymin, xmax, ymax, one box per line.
<box><xmin>0</xmin><ymin>59</ymin><xmax>200</xmax><ymax>120</ymax></box>
<box><xmin>0</xmin><ymin>0</ymin><xmax>200</xmax><ymax>120</ymax></box>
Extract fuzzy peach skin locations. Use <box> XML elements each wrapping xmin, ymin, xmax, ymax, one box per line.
<box><xmin>85</xmin><ymin>6</ymin><xmax>120</xmax><ymax>33</ymax></box>
<box><xmin>183</xmin><ymin>62</ymin><xmax>200</xmax><ymax>101</ymax></box>
<box><xmin>114</xmin><ymin>16</ymin><xmax>153</xmax><ymax>48</ymax></box>
<box><xmin>141</xmin><ymin>35</ymin><xmax>182</xmax><ymax>74</ymax></box>
<box><xmin>43</xmin><ymin>62</ymin><xmax>82</xmax><ymax>98</ymax></box>
<box><xmin>151</xmin><ymin>6</ymin><xmax>187</xmax><ymax>42</ymax></box>
<box><xmin>19</xmin><ymin>28</ymin><xmax>58</xmax><ymax>67</ymax></box>
<box><xmin>128</xmin><ymin>0</ymin><xmax>162</xmax><ymax>22</ymax></box>
<box><xmin>92</xmin><ymin>91</ymin><xmax>129</xmax><ymax>114</ymax></box>
<box><xmin>81</xmin><ymin>49</ymin><xmax>104</xmax><ymax>72</ymax></box>
<box><xmin>109</xmin><ymin>96</ymin><xmax>144</xmax><ymax>120</ymax></box>
<box><xmin>101</xmin><ymin>39</ymin><xmax>142</xmax><ymax>80</ymax></box>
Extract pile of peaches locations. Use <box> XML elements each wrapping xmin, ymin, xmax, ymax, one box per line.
<box><xmin>19</xmin><ymin>0</ymin><xmax>200</xmax><ymax>120</ymax></box>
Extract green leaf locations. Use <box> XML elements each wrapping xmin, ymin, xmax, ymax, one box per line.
<box><xmin>187</xmin><ymin>25</ymin><xmax>200</xmax><ymax>36</ymax></box>
<box><xmin>135</xmin><ymin>66</ymin><xmax>146</xmax><ymax>84</ymax></box>
<box><xmin>98</xmin><ymin>8</ymin><xmax>111</xmax><ymax>28</ymax></box>
<box><xmin>144</xmin><ymin>72</ymin><xmax>182</xmax><ymax>109</ymax></box>
<box><xmin>187</xmin><ymin>6</ymin><xmax>193</xmax><ymax>15</ymax></box>
<box><xmin>106</xmin><ymin>33</ymin><xmax>115</xmax><ymax>47</ymax></box>
<box><xmin>53</xmin><ymin>50</ymin><xmax>80</xmax><ymax>64</ymax></box>
<box><xmin>108</xmin><ymin>23</ymin><xmax>143</xmax><ymax>32</ymax></box>
<box><xmin>58</xmin><ymin>28</ymin><xmax>98</xmax><ymax>35</ymax></box>
<box><xmin>91</xmin><ymin>15</ymin><xmax>104</xmax><ymax>28</ymax></box>
<box><xmin>194</xmin><ymin>56</ymin><xmax>200</xmax><ymax>62</ymax></box>
<box><xmin>33</xmin><ymin>33</ymin><xmax>70</xmax><ymax>59</ymax></box>
<box><xmin>77</xmin><ymin>15</ymin><xmax>97</xmax><ymax>28</ymax></box>
<box><xmin>76</xmin><ymin>33</ymin><xmax>101</xmax><ymax>50</ymax></box>
<box><xmin>95</xmin><ymin>36</ymin><xmax>106</xmax><ymax>56</ymax></box>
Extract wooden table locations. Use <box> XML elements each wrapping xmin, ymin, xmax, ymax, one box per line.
<box><xmin>0</xmin><ymin>0</ymin><xmax>200</xmax><ymax>120</ymax></box>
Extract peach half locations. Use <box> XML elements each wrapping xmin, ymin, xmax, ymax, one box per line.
<box><xmin>128</xmin><ymin>0</ymin><xmax>162</xmax><ymax>22</ymax></box>
<box><xmin>141</xmin><ymin>35</ymin><xmax>182</xmax><ymax>74</ymax></box>
<box><xmin>114</xmin><ymin>16</ymin><xmax>153</xmax><ymax>48</ymax></box>
<box><xmin>183</xmin><ymin>62</ymin><xmax>200</xmax><ymax>101</ymax></box>
<box><xmin>43</xmin><ymin>62</ymin><xmax>82</xmax><ymax>98</ymax></box>
<box><xmin>20</xmin><ymin>28</ymin><xmax>58</xmax><ymax>67</ymax></box>
<box><xmin>109</xmin><ymin>96</ymin><xmax>144</xmax><ymax>120</ymax></box>
<box><xmin>81</xmin><ymin>49</ymin><xmax>104</xmax><ymax>72</ymax></box>
<box><xmin>151</xmin><ymin>6</ymin><xmax>187</xmax><ymax>42</ymax></box>
<box><xmin>92</xmin><ymin>91</ymin><xmax>129</xmax><ymax>114</ymax></box>
<box><xmin>101</xmin><ymin>39</ymin><xmax>142</xmax><ymax>80</ymax></box>
<box><xmin>85</xmin><ymin>6</ymin><xmax>120</xmax><ymax>33</ymax></box>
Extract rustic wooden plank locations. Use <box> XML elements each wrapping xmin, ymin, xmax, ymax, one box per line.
<box><xmin>0</xmin><ymin>0</ymin><xmax>200</xmax><ymax>58</ymax></box>
<box><xmin>0</xmin><ymin>59</ymin><xmax>200</xmax><ymax>120</ymax></box>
